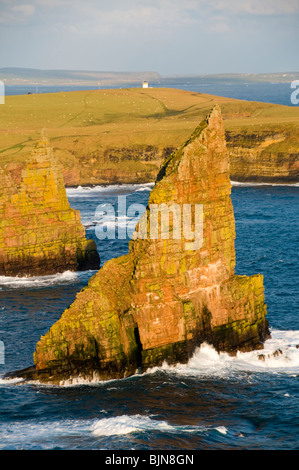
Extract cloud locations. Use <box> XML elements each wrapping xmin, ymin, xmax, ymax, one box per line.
<box><xmin>207</xmin><ymin>17</ymin><xmax>230</xmax><ymax>33</ymax></box>
<box><xmin>93</xmin><ymin>4</ymin><xmax>198</xmax><ymax>35</ymax></box>
<box><xmin>2</xmin><ymin>0</ymin><xmax>298</xmax><ymax>29</ymax></box>
<box><xmin>50</xmin><ymin>0</ymin><xmax>299</xmax><ymax>39</ymax></box>
<box><xmin>0</xmin><ymin>0</ymin><xmax>297</xmax><ymax>74</ymax></box>
<box><xmin>209</xmin><ymin>0</ymin><xmax>299</xmax><ymax>16</ymax></box>
<box><xmin>12</xmin><ymin>4</ymin><xmax>35</xmax><ymax>15</ymax></box>
<box><xmin>0</xmin><ymin>2</ymin><xmax>35</xmax><ymax>23</ymax></box>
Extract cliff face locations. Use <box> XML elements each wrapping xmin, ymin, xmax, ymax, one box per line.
<box><xmin>0</xmin><ymin>136</ymin><xmax>100</xmax><ymax>277</ymax></box>
<box><xmin>29</xmin><ymin>107</ymin><xmax>270</xmax><ymax>385</ymax></box>
<box><xmin>55</xmin><ymin>137</ymin><xmax>299</xmax><ymax>186</ymax></box>
<box><xmin>2</xmin><ymin>88</ymin><xmax>299</xmax><ymax>187</ymax></box>
<box><xmin>59</xmin><ymin>145</ymin><xmax>171</xmax><ymax>187</ymax></box>
<box><xmin>227</xmin><ymin>131</ymin><xmax>299</xmax><ymax>183</ymax></box>
<box><xmin>46</xmin><ymin>141</ymin><xmax>299</xmax><ymax>187</ymax></box>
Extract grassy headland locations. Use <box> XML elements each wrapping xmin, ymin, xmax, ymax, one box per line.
<box><xmin>1</xmin><ymin>87</ymin><xmax>298</xmax><ymax>185</ymax></box>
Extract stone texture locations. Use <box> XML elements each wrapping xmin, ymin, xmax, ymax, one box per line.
<box><xmin>27</xmin><ymin>106</ymin><xmax>270</xmax><ymax>384</ymax></box>
<box><xmin>0</xmin><ymin>135</ymin><xmax>100</xmax><ymax>276</ymax></box>
<box><xmin>227</xmin><ymin>131</ymin><xmax>299</xmax><ymax>184</ymax></box>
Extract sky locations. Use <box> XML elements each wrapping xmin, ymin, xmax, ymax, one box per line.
<box><xmin>0</xmin><ymin>0</ymin><xmax>298</xmax><ymax>75</ymax></box>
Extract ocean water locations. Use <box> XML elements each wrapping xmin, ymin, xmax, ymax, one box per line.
<box><xmin>5</xmin><ymin>78</ymin><xmax>298</xmax><ymax>106</ymax></box>
<box><xmin>0</xmin><ymin>182</ymin><xmax>298</xmax><ymax>450</ymax></box>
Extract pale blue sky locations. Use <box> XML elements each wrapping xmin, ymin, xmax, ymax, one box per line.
<box><xmin>0</xmin><ymin>0</ymin><xmax>298</xmax><ymax>75</ymax></box>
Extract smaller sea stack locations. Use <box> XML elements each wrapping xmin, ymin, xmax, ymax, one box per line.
<box><xmin>0</xmin><ymin>134</ymin><xmax>100</xmax><ymax>277</ymax></box>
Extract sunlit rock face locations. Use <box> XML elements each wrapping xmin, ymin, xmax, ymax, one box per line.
<box><xmin>0</xmin><ymin>135</ymin><xmax>100</xmax><ymax>277</ymax></box>
<box><xmin>31</xmin><ymin>107</ymin><xmax>270</xmax><ymax>385</ymax></box>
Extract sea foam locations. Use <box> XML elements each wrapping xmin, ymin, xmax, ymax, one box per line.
<box><xmin>66</xmin><ymin>183</ymin><xmax>155</xmax><ymax>197</ymax></box>
<box><xmin>0</xmin><ymin>270</ymin><xmax>85</xmax><ymax>289</ymax></box>
<box><xmin>0</xmin><ymin>413</ymin><xmax>229</xmax><ymax>449</ymax></box>
<box><xmin>26</xmin><ymin>329</ymin><xmax>299</xmax><ymax>388</ymax></box>
<box><xmin>151</xmin><ymin>329</ymin><xmax>299</xmax><ymax>378</ymax></box>
<box><xmin>90</xmin><ymin>414</ymin><xmax>228</xmax><ymax>437</ymax></box>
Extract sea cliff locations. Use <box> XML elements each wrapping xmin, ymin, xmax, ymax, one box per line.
<box><xmin>16</xmin><ymin>106</ymin><xmax>270</xmax><ymax>384</ymax></box>
<box><xmin>0</xmin><ymin>135</ymin><xmax>100</xmax><ymax>277</ymax></box>
<box><xmin>227</xmin><ymin>129</ymin><xmax>299</xmax><ymax>184</ymax></box>
<box><xmin>1</xmin><ymin>88</ymin><xmax>298</xmax><ymax>187</ymax></box>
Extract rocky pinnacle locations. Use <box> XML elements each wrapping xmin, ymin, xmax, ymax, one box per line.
<box><xmin>0</xmin><ymin>134</ymin><xmax>100</xmax><ymax>276</ymax></box>
<box><xmin>27</xmin><ymin>106</ymin><xmax>270</xmax><ymax>384</ymax></box>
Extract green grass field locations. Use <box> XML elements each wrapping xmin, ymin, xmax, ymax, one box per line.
<box><xmin>1</xmin><ymin>87</ymin><xmax>299</xmax><ymax>184</ymax></box>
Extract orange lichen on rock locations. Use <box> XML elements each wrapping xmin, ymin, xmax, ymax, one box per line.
<box><xmin>26</xmin><ymin>106</ymin><xmax>269</xmax><ymax>384</ymax></box>
<box><xmin>0</xmin><ymin>135</ymin><xmax>100</xmax><ymax>276</ymax></box>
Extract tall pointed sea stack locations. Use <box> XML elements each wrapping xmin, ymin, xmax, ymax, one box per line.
<box><xmin>0</xmin><ymin>134</ymin><xmax>100</xmax><ymax>276</ymax></box>
<box><xmin>29</xmin><ymin>106</ymin><xmax>270</xmax><ymax>384</ymax></box>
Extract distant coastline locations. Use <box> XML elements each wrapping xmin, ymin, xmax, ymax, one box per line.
<box><xmin>2</xmin><ymin>68</ymin><xmax>298</xmax><ymax>107</ymax></box>
<box><xmin>1</xmin><ymin>67</ymin><xmax>298</xmax><ymax>85</ymax></box>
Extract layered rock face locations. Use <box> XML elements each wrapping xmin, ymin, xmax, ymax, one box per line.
<box><xmin>227</xmin><ymin>131</ymin><xmax>299</xmax><ymax>184</ymax></box>
<box><xmin>0</xmin><ymin>136</ymin><xmax>100</xmax><ymax>277</ymax></box>
<box><xmin>29</xmin><ymin>107</ymin><xmax>270</xmax><ymax>384</ymax></box>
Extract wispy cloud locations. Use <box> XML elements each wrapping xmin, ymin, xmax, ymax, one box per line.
<box><xmin>0</xmin><ymin>1</ymin><xmax>35</xmax><ymax>24</ymax></box>
<box><xmin>0</xmin><ymin>0</ymin><xmax>297</xmax><ymax>73</ymax></box>
<box><xmin>92</xmin><ymin>3</ymin><xmax>198</xmax><ymax>36</ymax></box>
<box><xmin>12</xmin><ymin>3</ymin><xmax>35</xmax><ymax>15</ymax></box>
<box><xmin>208</xmin><ymin>0</ymin><xmax>299</xmax><ymax>16</ymax></box>
<box><xmin>1</xmin><ymin>0</ymin><xmax>298</xmax><ymax>28</ymax></box>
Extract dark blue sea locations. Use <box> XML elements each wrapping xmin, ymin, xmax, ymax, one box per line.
<box><xmin>0</xmin><ymin>181</ymin><xmax>298</xmax><ymax>451</ymax></box>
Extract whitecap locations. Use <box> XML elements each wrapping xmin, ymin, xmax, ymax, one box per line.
<box><xmin>0</xmin><ymin>418</ymin><xmax>92</xmax><ymax>449</ymax></box>
<box><xmin>0</xmin><ymin>414</ymin><xmax>229</xmax><ymax>449</ymax></box>
<box><xmin>90</xmin><ymin>414</ymin><xmax>227</xmax><ymax>438</ymax></box>
<box><xmin>214</xmin><ymin>426</ymin><xmax>228</xmax><ymax>435</ymax></box>
<box><xmin>91</xmin><ymin>414</ymin><xmax>169</xmax><ymax>436</ymax></box>
<box><xmin>143</xmin><ymin>329</ymin><xmax>299</xmax><ymax>379</ymax></box>
<box><xmin>66</xmin><ymin>183</ymin><xmax>155</xmax><ymax>197</ymax></box>
<box><xmin>0</xmin><ymin>376</ymin><xmax>24</xmax><ymax>385</ymax></box>
<box><xmin>135</xmin><ymin>183</ymin><xmax>155</xmax><ymax>192</ymax></box>
<box><xmin>0</xmin><ymin>270</ymin><xmax>80</xmax><ymax>289</ymax></box>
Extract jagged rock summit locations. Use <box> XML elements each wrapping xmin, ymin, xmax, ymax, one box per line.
<box><xmin>0</xmin><ymin>134</ymin><xmax>100</xmax><ymax>276</ymax></box>
<box><xmin>18</xmin><ymin>106</ymin><xmax>270</xmax><ymax>384</ymax></box>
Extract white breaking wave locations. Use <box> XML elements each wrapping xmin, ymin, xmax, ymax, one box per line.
<box><xmin>149</xmin><ymin>329</ymin><xmax>299</xmax><ymax>378</ymax></box>
<box><xmin>66</xmin><ymin>183</ymin><xmax>155</xmax><ymax>197</ymax></box>
<box><xmin>91</xmin><ymin>414</ymin><xmax>227</xmax><ymax>437</ymax></box>
<box><xmin>2</xmin><ymin>330</ymin><xmax>298</xmax><ymax>389</ymax></box>
<box><xmin>0</xmin><ymin>418</ymin><xmax>92</xmax><ymax>449</ymax></box>
<box><xmin>0</xmin><ymin>377</ymin><xmax>24</xmax><ymax>386</ymax></box>
<box><xmin>231</xmin><ymin>181</ymin><xmax>299</xmax><ymax>187</ymax></box>
<box><xmin>66</xmin><ymin>182</ymin><xmax>298</xmax><ymax>196</ymax></box>
<box><xmin>0</xmin><ymin>270</ymin><xmax>86</xmax><ymax>289</ymax></box>
<box><xmin>91</xmin><ymin>415</ymin><xmax>174</xmax><ymax>436</ymax></box>
<box><xmin>0</xmin><ymin>414</ymin><xmax>229</xmax><ymax>448</ymax></box>
<box><xmin>33</xmin><ymin>329</ymin><xmax>299</xmax><ymax>388</ymax></box>
<box><xmin>135</xmin><ymin>183</ymin><xmax>155</xmax><ymax>192</ymax></box>
<box><xmin>49</xmin><ymin>329</ymin><xmax>299</xmax><ymax>388</ymax></box>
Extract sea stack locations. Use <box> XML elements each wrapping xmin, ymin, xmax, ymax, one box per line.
<box><xmin>28</xmin><ymin>106</ymin><xmax>270</xmax><ymax>384</ymax></box>
<box><xmin>0</xmin><ymin>134</ymin><xmax>100</xmax><ymax>277</ymax></box>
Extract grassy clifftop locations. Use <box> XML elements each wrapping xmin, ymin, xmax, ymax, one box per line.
<box><xmin>1</xmin><ymin>87</ymin><xmax>298</xmax><ymax>184</ymax></box>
